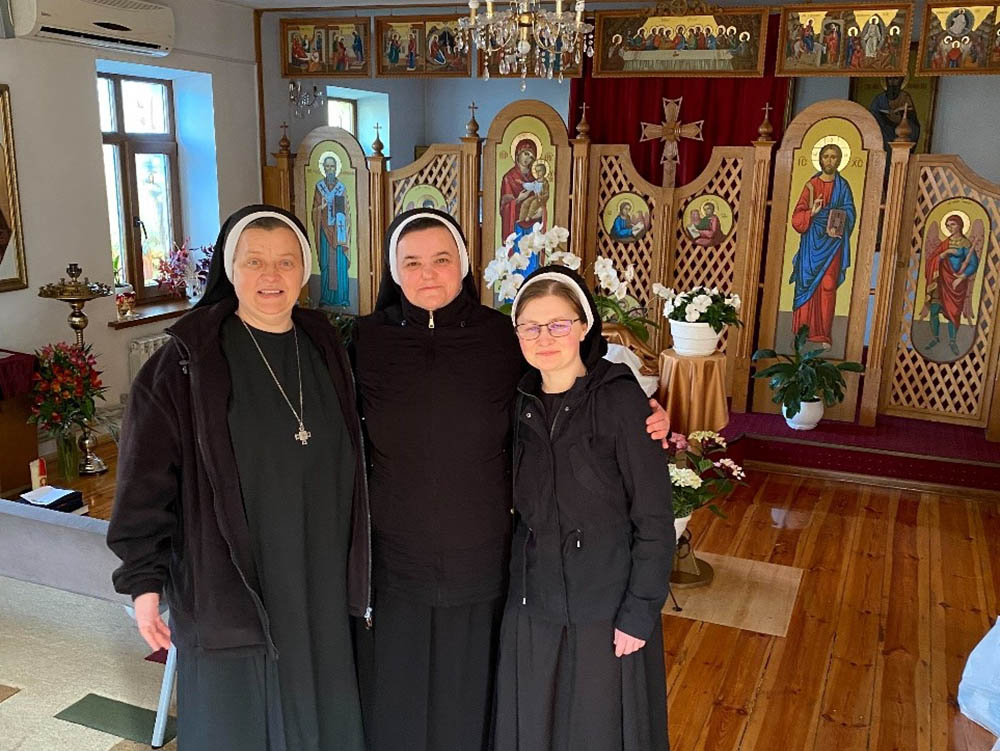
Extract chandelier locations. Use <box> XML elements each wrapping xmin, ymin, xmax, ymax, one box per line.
<box><xmin>288</xmin><ymin>81</ymin><xmax>326</xmax><ymax>119</ymax></box>
<box><xmin>457</xmin><ymin>0</ymin><xmax>594</xmax><ymax>91</ymax></box>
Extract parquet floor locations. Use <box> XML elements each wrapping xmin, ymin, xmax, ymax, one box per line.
<box><xmin>664</xmin><ymin>471</ymin><xmax>999</xmax><ymax>751</ymax></box>
<box><xmin>64</xmin><ymin>446</ymin><xmax>1000</xmax><ymax>749</ymax></box>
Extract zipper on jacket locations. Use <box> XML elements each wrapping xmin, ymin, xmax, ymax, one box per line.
<box><xmin>168</xmin><ymin>332</ymin><xmax>281</xmax><ymax>659</ymax></box>
<box><xmin>428</xmin><ymin>310</ymin><xmax>435</xmax><ymax>329</ymax></box>
<box><xmin>345</xmin><ymin>363</ymin><xmax>374</xmax><ymax>629</ymax></box>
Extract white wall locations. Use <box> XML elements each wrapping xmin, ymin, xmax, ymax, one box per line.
<box><xmin>0</xmin><ymin>0</ymin><xmax>259</xmax><ymax>406</ymax></box>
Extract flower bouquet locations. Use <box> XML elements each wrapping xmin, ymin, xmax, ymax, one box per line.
<box><xmin>156</xmin><ymin>240</ymin><xmax>214</xmax><ymax>300</ymax></box>
<box><xmin>666</xmin><ymin>430</ymin><xmax>745</xmax><ymax>526</ymax></box>
<box><xmin>483</xmin><ymin>225</ymin><xmax>656</xmax><ymax>341</ymax></box>
<box><xmin>28</xmin><ymin>342</ymin><xmax>107</xmax><ymax>478</ymax></box>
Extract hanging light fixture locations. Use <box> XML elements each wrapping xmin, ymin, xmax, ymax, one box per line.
<box><xmin>457</xmin><ymin>0</ymin><xmax>594</xmax><ymax>91</ymax></box>
<box><xmin>288</xmin><ymin>80</ymin><xmax>327</xmax><ymax>119</ymax></box>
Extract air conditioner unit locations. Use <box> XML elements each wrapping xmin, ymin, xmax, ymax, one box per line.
<box><xmin>11</xmin><ymin>0</ymin><xmax>175</xmax><ymax>57</ymax></box>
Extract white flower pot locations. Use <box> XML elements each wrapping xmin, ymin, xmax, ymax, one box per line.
<box><xmin>669</xmin><ymin>320</ymin><xmax>723</xmax><ymax>357</ymax></box>
<box><xmin>674</xmin><ymin>514</ymin><xmax>692</xmax><ymax>541</ymax></box>
<box><xmin>783</xmin><ymin>400</ymin><xmax>824</xmax><ymax>430</ymax></box>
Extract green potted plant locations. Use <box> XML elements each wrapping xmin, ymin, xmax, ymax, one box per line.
<box><xmin>751</xmin><ymin>324</ymin><xmax>865</xmax><ymax>430</ymax></box>
<box><xmin>653</xmin><ymin>284</ymin><xmax>743</xmax><ymax>357</ymax></box>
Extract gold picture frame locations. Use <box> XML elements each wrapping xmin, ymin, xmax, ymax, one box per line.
<box><xmin>0</xmin><ymin>85</ymin><xmax>26</xmax><ymax>293</ymax></box>
<box><xmin>280</xmin><ymin>17</ymin><xmax>371</xmax><ymax>78</ymax></box>
<box><xmin>916</xmin><ymin>3</ymin><xmax>999</xmax><ymax>75</ymax></box>
<box><xmin>776</xmin><ymin>3</ymin><xmax>913</xmax><ymax>78</ymax></box>
<box><xmin>593</xmin><ymin>8</ymin><xmax>769</xmax><ymax>78</ymax></box>
<box><xmin>376</xmin><ymin>15</ymin><xmax>471</xmax><ymax>78</ymax></box>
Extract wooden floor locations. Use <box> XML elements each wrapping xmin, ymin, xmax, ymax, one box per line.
<box><xmin>65</xmin><ymin>446</ymin><xmax>999</xmax><ymax>749</ymax></box>
<box><xmin>665</xmin><ymin>471</ymin><xmax>1000</xmax><ymax>751</ymax></box>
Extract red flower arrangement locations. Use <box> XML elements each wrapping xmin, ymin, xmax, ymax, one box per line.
<box><xmin>28</xmin><ymin>342</ymin><xmax>107</xmax><ymax>437</ymax></box>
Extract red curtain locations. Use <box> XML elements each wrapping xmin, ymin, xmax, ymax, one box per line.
<box><xmin>569</xmin><ymin>16</ymin><xmax>789</xmax><ymax>187</ymax></box>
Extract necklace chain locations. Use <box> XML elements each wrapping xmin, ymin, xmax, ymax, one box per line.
<box><xmin>240</xmin><ymin>318</ymin><xmax>311</xmax><ymax>446</ymax></box>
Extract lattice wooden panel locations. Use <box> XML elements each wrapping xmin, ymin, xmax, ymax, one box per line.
<box><xmin>389</xmin><ymin>152</ymin><xmax>461</xmax><ymax>219</ymax></box>
<box><xmin>595</xmin><ymin>154</ymin><xmax>659</xmax><ymax>310</ymax></box>
<box><xmin>884</xmin><ymin>164</ymin><xmax>1000</xmax><ymax>423</ymax></box>
<box><xmin>670</xmin><ymin>157</ymin><xmax>744</xmax><ymax>356</ymax></box>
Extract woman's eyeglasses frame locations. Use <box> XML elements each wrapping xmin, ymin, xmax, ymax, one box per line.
<box><xmin>514</xmin><ymin>318</ymin><xmax>581</xmax><ymax>341</ymax></box>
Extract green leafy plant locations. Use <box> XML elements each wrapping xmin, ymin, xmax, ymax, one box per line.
<box><xmin>751</xmin><ymin>324</ymin><xmax>865</xmax><ymax>418</ymax></box>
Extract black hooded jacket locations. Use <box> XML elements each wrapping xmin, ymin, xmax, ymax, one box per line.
<box><xmin>107</xmin><ymin>205</ymin><xmax>372</xmax><ymax>652</ymax></box>
<box><xmin>353</xmin><ymin>209</ymin><xmax>524</xmax><ymax>606</ymax></box>
<box><xmin>509</xmin><ymin>266</ymin><xmax>675</xmax><ymax>641</ymax></box>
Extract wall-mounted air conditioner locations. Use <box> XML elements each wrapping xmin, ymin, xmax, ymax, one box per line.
<box><xmin>11</xmin><ymin>0</ymin><xmax>175</xmax><ymax>57</ymax></box>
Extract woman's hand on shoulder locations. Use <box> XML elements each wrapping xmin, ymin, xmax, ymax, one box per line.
<box><xmin>645</xmin><ymin>398</ymin><xmax>670</xmax><ymax>446</ymax></box>
<box><xmin>613</xmin><ymin>627</ymin><xmax>646</xmax><ymax>657</ymax></box>
<box><xmin>134</xmin><ymin>592</ymin><xmax>172</xmax><ymax>651</ymax></box>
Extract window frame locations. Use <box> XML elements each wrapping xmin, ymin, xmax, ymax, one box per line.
<box><xmin>100</xmin><ymin>73</ymin><xmax>183</xmax><ymax>305</ymax></box>
<box><xmin>327</xmin><ymin>96</ymin><xmax>358</xmax><ymax>135</ymax></box>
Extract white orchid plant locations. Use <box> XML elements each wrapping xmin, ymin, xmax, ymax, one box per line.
<box><xmin>652</xmin><ymin>284</ymin><xmax>743</xmax><ymax>334</ymax></box>
<box><xmin>483</xmin><ymin>224</ymin><xmax>657</xmax><ymax>342</ymax></box>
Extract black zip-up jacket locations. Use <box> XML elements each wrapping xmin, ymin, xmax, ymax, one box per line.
<box><xmin>107</xmin><ymin>298</ymin><xmax>372</xmax><ymax>654</ymax></box>
<box><xmin>510</xmin><ymin>358</ymin><xmax>675</xmax><ymax>641</ymax></box>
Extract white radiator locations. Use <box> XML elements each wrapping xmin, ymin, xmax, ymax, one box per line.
<box><xmin>128</xmin><ymin>332</ymin><xmax>170</xmax><ymax>383</ymax></box>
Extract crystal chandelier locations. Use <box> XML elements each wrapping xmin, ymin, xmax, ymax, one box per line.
<box><xmin>457</xmin><ymin>0</ymin><xmax>594</xmax><ymax>91</ymax></box>
<box><xmin>288</xmin><ymin>81</ymin><xmax>326</xmax><ymax>119</ymax></box>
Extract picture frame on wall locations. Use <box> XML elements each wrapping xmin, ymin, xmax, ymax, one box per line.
<box><xmin>592</xmin><ymin>8</ymin><xmax>769</xmax><ymax>78</ymax></box>
<box><xmin>916</xmin><ymin>3</ymin><xmax>998</xmax><ymax>75</ymax></box>
<box><xmin>849</xmin><ymin>42</ymin><xmax>938</xmax><ymax>153</ymax></box>
<box><xmin>281</xmin><ymin>18</ymin><xmax>371</xmax><ymax>78</ymax></box>
<box><xmin>776</xmin><ymin>3</ymin><xmax>913</xmax><ymax>78</ymax></box>
<box><xmin>376</xmin><ymin>16</ymin><xmax>471</xmax><ymax>77</ymax></box>
<box><xmin>0</xmin><ymin>85</ymin><xmax>26</xmax><ymax>294</ymax></box>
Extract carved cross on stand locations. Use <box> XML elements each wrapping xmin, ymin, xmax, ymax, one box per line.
<box><xmin>640</xmin><ymin>97</ymin><xmax>705</xmax><ymax>188</ymax></box>
<box><xmin>466</xmin><ymin>101</ymin><xmax>480</xmax><ymax>137</ymax></box>
<box><xmin>893</xmin><ymin>101</ymin><xmax>913</xmax><ymax>141</ymax></box>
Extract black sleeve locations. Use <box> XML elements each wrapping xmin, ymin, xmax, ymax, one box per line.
<box><xmin>611</xmin><ymin>379</ymin><xmax>675</xmax><ymax>641</ymax></box>
<box><xmin>106</xmin><ymin>368</ymin><xmax>182</xmax><ymax>600</ymax></box>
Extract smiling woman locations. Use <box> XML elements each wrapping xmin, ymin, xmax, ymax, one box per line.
<box><xmin>107</xmin><ymin>204</ymin><xmax>369</xmax><ymax>751</ymax></box>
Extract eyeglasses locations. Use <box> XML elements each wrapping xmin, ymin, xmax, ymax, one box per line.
<box><xmin>515</xmin><ymin>318</ymin><xmax>580</xmax><ymax>340</ymax></box>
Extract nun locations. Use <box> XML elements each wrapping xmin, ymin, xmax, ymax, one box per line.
<box><xmin>351</xmin><ymin>209</ymin><xmax>670</xmax><ymax>751</ymax></box>
<box><xmin>107</xmin><ymin>205</ymin><xmax>369</xmax><ymax>751</ymax></box>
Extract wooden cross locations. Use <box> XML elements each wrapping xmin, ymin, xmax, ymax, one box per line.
<box><xmin>468</xmin><ymin>101</ymin><xmax>479</xmax><ymax>119</ymax></box>
<box><xmin>640</xmin><ymin>97</ymin><xmax>705</xmax><ymax>188</ymax></box>
<box><xmin>372</xmin><ymin>122</ymin><xmax>384</xmax><ymax>155</ymax></box>
<box><xmin>580</xmin><ymin>101</ymin><xmax>589</xmax><ymax>121</ymax></box>
<box><xmin>758</xmin><ymin>102</ymin><xmax>774</xmax><ymax>140</ymax></box>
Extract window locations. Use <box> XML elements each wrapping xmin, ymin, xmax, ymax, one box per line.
<box><xmin>98</xmin><ymin>74</ymin><xmax>182</xmax><ymax>304</ymax></box>
<box><xmin>327</xmin><ymin>97</ymin><xmax>357</xmax><ymax>135</ymax></box>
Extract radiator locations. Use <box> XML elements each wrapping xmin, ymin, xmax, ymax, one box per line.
<box><xmin>128</xmin><ymin>333</ymin><xmax>170</xmax><ymax>383</ymax></box>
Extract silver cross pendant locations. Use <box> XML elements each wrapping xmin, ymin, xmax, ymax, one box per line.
<box><xmin>294</xmin><ymin>425</ymin><xmax>311</xmax><ymax>446</ymax></box>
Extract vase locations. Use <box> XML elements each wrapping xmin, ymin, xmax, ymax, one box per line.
<box><xmin>56</xmin><ymin>433</ymin><xmax>80</xmax><ymax>481</ymax></box>
<box><xmin>674</xmin><ymin>514</ymin><xmax>692</xmax><ymax>542</ymax></box>
<box><xmin>783</xmin><ymin>399</ymin><xmax>824</xmax><ymax>430</ymax></box>
<box><xmin>669</xmin><ymin>320</ymin><xmax>723</xmax><ymax>357</ymax></box>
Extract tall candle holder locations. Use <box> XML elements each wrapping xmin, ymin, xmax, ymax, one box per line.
<box><xmin>38</xmin><ymin>263</ymin><xmax>112</xmax><ymax>475</ymax></box>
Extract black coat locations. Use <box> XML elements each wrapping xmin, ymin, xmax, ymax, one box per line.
<box><xmin>107</xmin><ymin>297</ymin><xmax>372</xmax><ymax>653</ymax></box>
<box><xmin>510</xmin><ymin>358</ymin><xmax>675</xmax><ymax>641</ymax></box>
<box><xmin>353</xmin><ymin>289</ymin><xmax>524</xmax><ymax>606</ymax></box>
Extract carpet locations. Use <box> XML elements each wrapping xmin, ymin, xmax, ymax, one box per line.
<box><xmin>662</xmin><ymin>553</ymin><xmax>804</xmax><ymax>637</ymax></box>
<box><xmin>55</xmin><ymin>693</ymin><xmax>176</xmax><ymax>745</ymax></box>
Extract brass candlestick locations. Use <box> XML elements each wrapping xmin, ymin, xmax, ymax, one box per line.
<box><xmin>38</xmin><ymin>263</ymin><xmax>112</xmax><ymax>475</ymax></box>
<box><xmin>38</xmin><ymin>263</ymin><xmax>112</xmax><ymax>348</ymax></box>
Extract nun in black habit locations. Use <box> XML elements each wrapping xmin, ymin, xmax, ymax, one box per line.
<box><xmin>108</xmin><ymin>205</ymin><xmax>369</xmax><ymax>751</ymax></box>
<box><xmin>352</xmin><ymin>209</ymin><xmax>671</xmax><ymax>751</ymax></box>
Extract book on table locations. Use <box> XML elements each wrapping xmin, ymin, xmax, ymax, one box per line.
<box><xmin>17</xmin><ymin>485</ymin><xmax>84</xmax><ymax>513</ymax></box>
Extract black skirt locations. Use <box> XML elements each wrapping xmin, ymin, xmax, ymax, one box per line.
<box><xmin>494</xmin><ymin>606</ymin><xmax>669</xmax><ymax>751</ymax></box>
<box><xmin>356</xmin><ymin>589</ymin><xmax>505</xmax><ymax>751</ymax></box>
